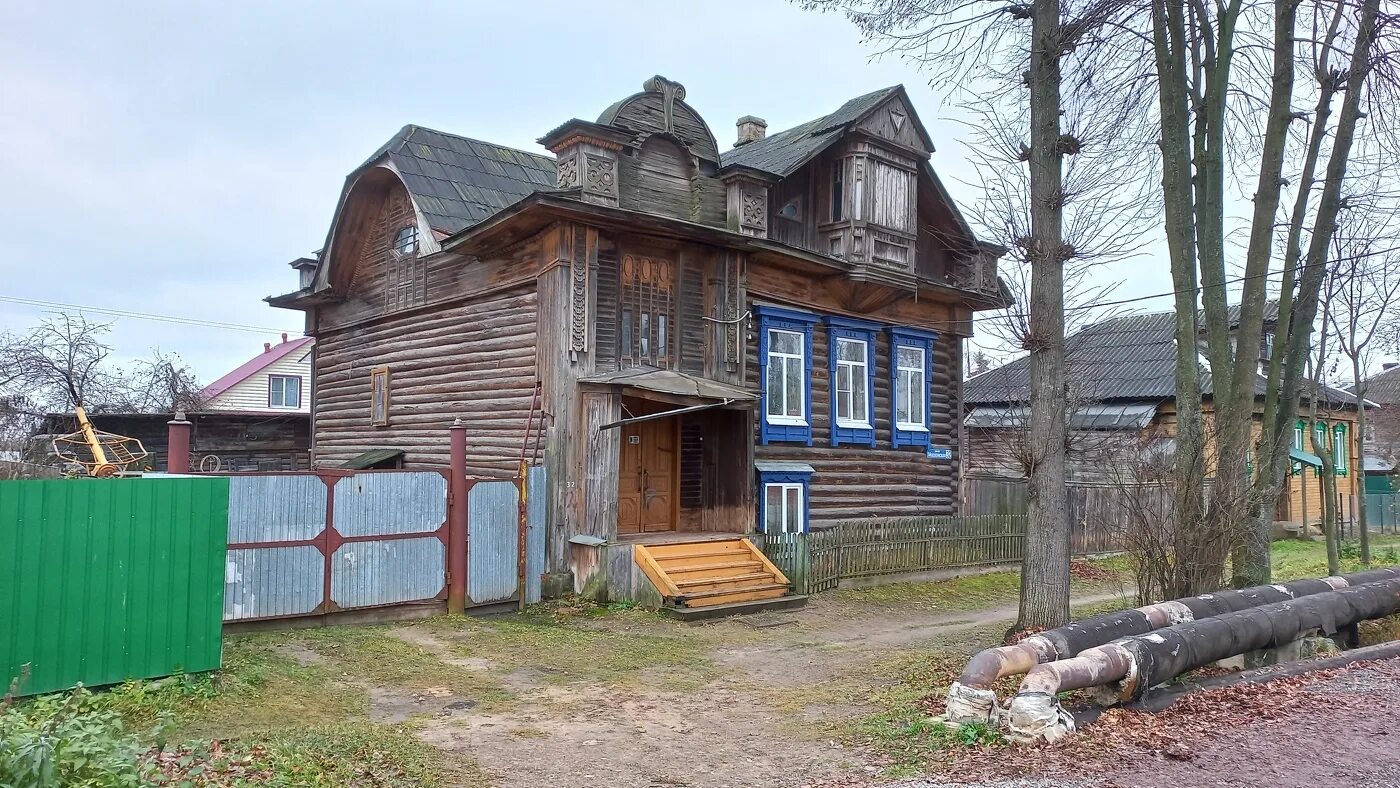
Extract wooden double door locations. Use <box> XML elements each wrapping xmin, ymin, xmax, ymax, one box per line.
<box><xmin>616</xmin><ymin>417</ymin><xmax>678</xmax><ymax>535</ymax></box>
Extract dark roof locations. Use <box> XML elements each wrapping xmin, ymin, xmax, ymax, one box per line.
<box><xmin>365</xmin><ymin>125</ymin><xmax>556</xmax><ymax>235</ymax></box>
<box><xmin>340</xmin><ymin>448</ymin><xmax>405</xmax><ymax>470</ymax></box>
<box><xmin>965</xmin><ymin>306</ymin><xmax>1355</xmax><ymax>407</ymax></box>
<box><xmin>718</xmin><ymin>86</ymin><xmax>903</xmax><ymax>176</ymax></box>
<box><xmin>1351</xmin><ymin>364</ymin><xmax>1400</xmax><ymax>404</ymax></box>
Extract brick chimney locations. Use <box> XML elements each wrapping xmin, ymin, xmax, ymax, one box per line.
<box><xmin>735</xmin><ymin>116</ymin><xmax>767</xmax><ymax>146</ymax></box>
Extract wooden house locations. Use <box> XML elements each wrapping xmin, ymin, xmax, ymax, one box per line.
<box><xmin>964</xmin><ymin>307</ymin><xmax>1363</xmax><ymax>529</ymax></box>
<box><xmin>270</xmin><ymin>77</ymin><xmax>1008</xmax><ymax>609</ymax></box>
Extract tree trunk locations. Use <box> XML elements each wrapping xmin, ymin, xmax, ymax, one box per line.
<box><xmin>1256</xmin><ymin>0</ymin><xmax>1378</xmax><ymax>584</ymax></box>
<box><xmin>1356</xmin><ymin>370</ymin><xmax>1371</xmax><ymax>564</ymax></box>
<box><xmin>1224</xmin><ymin>0</ymin><xmax>1298</xmax><ymax>585</ymax></box>
<box><xmin>1152</xmin><ymin>0</ymin><xmax>1210</xmax><ymax>596</ymax></box>
<box><xmin>1017</xmin><ymin>0</ymin><xmax>1072</xmax><ymax>631</ymax></box>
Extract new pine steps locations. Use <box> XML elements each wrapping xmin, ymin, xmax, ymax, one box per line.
<box><xmin>633</xmin><ymin>538</ymin><xmax>805</xmax><ymax>616</ymax></box>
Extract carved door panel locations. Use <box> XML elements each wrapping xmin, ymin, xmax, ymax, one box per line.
<box><xmin>616</xmin><ymin>418</ymin><xmax>678</xmax><ymax>535</ymax></box>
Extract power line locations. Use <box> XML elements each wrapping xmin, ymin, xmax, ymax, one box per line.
<box><xmin>0</xmin><ymin>294</ymin><xmax>300</xmax><ymax>335</ymax></box>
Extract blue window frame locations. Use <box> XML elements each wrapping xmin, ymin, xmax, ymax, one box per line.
<box><xmin>756</xmin><ymin>464</ymin><xmax>813</xmax><ymax>534</ymax></box>
<box><xmin>756</xmin><ymin>305</ymin><xmax>818</xmax><ymax>445</ymax></box>
<box><xmin>825</xmin><ymin>317</ymin><xmax>878</xmax><ymax>447</ymax></box>
<box><xmin>889</xmin><ymin>327</ymin><xmax>937</xmax><ymax>447</ymax></box>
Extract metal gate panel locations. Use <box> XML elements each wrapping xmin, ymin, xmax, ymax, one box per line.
<box><xmin>331</xmin><ymin>537</ymin><xmax>446</xmax><ymax>608</ymax></box>
<box><xmin>224</xmin><ymin>545</ymin><xmax>322</xmax><ymax>620</ymax></box>
<box><xmin>467</xmin><ymin>480</ymin><xmax>520</xmax><ymax>604</ymax></box>
<box><xmin>334</xmin><ymin>471</ymin><xmax>447</xmax><ymax>537</ymax></box>
<box><xmin>525</xmin><ymin>466</ymin><xmax>548</xmax><ymax>604</ymax></box>
<box><xmin>227</xmin><ymin>474</ymin><xmax>325</xmax><ymax>543</ymax></box>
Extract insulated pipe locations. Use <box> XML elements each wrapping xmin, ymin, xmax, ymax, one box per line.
<box><xmin>1005</xmin><ymin>577</ymin><xmax>1400</xmax><ymax>743</ymax></box>
<box><xmin>945</xmin><ymin>567</ymin><xmax>1400</xmax><ymax>724</ymax></box>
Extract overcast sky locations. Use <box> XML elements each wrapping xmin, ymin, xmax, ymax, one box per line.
<box><xmin>0</xmin><ymin>0</ymin><xmax>1177</xmax><ymax>382</ymax></box>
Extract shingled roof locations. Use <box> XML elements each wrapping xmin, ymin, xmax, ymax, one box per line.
<box><xmin>965</xmin><ymin>305</ymin><xmax>1354</xmax><ymax>407</ymax></box>
<box><xmin>365</xmin><ymin>125</ymin><xmax>556</xmax><ymax>235</ymax></box>
<box><xmin>719</xmin><ymin>86</ymin><xmax>908</xmax><ymax>176</ymax></box>
<box><xmin>1349</xmin><ymin>364</ymin><xmax>1400</xmax><ymax>404</ymax></box>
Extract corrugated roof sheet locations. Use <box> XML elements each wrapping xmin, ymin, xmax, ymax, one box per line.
<box><xmin>965</xmin><ymin>304</ymin><xmax>1355</xmax><ymax>407</ymax></box>
<box><xmin>365</xmin><ymin>125</ymin><xmax>556</xmax><ymax>235</ymax></box>
<box><xmin>719</xmin><ymin>86</ymin><xmax>902</xmax><ymax>176</ymax></box>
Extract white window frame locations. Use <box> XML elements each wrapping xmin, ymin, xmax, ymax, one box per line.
<box><xmin>833</xmin><ymin>336</ymin><xmax>871</xmax><ymax>429</ymax></box>
<box><xmin>267</xmin><ymin>374</ymin><xmax>301</xmax><ymax>409</ymax></box>
<box><xmin>765</xmin><ymin>328</ymin><xmax>808</xmax><ymax>426</ymax></box>
<box><xmin>895</xmin><ymin>344</ymin><xmax>929</xmax><ymax>431</ymax></box>
<box><xmin>763</xmin><ymin>482</ymin><xmax>805</xmax><ymax>535</ymax></box>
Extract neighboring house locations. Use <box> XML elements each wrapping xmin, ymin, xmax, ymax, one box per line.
<box><xmin>202</xmin><ymin>335</ymin><xmax>314</xmax><ymax>414</ymax></box>
<box><xmin>964</xmin><ymin>306</ymin><xmax>1362</xmax><ymax>528</ymax></box>
<box><xmin>30</xmin><ymin>338</ymin><xmax>315</xmax><ymax>473</ymax></box>
<box><xmin>37</xmin><ymin>411</ymin><xmax>311</xmax><ymax>473</ymax></box>
<box><xmin>1349</xmin><ymin>362</ymin><xmax>1400</xmax><ymax>492</ymax></box>
<box><xmin>270</xmin><ymin>76</ymin><xmax>1008</xmax><ymax>606</ymax></box>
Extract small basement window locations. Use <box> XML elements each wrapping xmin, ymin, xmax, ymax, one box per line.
<box><xmin>757</xmin><ymin>462</ymin><xmax>814</xmax><ymax>534</ymax></box>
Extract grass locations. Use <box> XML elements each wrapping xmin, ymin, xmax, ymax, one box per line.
<box><xmin>826</xmin><ymin>555</ymin><xmax>1132</xmax><ymax>615</ymax></box>
<box><xmin>146</xmin><ymin>722</ymin><xmax>485</xmax><ymax>787</ymax></box>
<box><xmin>1271</xmin><ymin>535</ymin><xmax>1400</xmax><ymax>580</ymax></box>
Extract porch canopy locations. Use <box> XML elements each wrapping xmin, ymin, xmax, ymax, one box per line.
<box><xmin>582</xmin><ymin>367</ymin><xmax>757</xmax><ymax>430</ymax></box>
<box><xmin>1290</xmin><ymin>448</ymin><xmax>1324</xmax><ymax>469</ymax></box>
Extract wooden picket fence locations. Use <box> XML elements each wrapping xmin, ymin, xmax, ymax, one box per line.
<box><xmin>758</xmin><ymin>513</ymin><xmax>1113</xmax><ymax>595</ymax></box>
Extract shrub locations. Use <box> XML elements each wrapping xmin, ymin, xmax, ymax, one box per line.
<box><xmin>0</xmin><ymin>683</ymin><xmax>164</xmax><ymax>788</ymax></box>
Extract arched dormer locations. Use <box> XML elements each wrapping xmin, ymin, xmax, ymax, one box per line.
<box><xmin>322</xmin><ymin>165</ymin><xmax>433</xmax><ymax>312</ymax></box>
<box><xmin>597</xmin><ymin>76</ymin><xmax>720</xmax><ymax>164</ymax></box>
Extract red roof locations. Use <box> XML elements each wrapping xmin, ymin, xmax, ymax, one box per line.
<box><xmin>201</xmin><ymin>336</ymin><xmax>314</xmax><ymax>401</ymax></box>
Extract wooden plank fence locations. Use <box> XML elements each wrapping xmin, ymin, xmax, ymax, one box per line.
<box><xmin>963</xmin><ymin>475</ymin><xmax>1151</xmax><ymax>553</ymax></box>
<box><xmin>761</xmin><ymin>513</ymin><xmax>1120</xmax><ymax>595</ymax></box>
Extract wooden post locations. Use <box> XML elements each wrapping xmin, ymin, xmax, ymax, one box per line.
<box><xmin>166</xmin><ymin>411</ymin><xmax>192</xmax><ymax>474</ymax></box>
<box><xmin>448</xmin><ymin>419</ymin><xmax>469</xmax><ymax>615</ymax></box>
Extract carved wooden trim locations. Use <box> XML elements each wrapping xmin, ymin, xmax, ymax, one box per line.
<box><xmin>584</xmin><ymin>154</ymin><xmax>618</xmax><ymax>197</ymax></box>
<box><xmin>556</xmin><ymin>155</ymin><xmax>578</xmax><ymax>189</ymax></box>
<box><xmin>569</xmin><ymin>228</ymin><xmax>590</xmax><ymax>355</ymax></box>
<box><xmin>740</xmin><ymin>192</ymin><xmax>766</xmax><ymax>231</ymax></box>
<box><xmin>723</xmin><ymin>253</ymin><xmax>742</xmax><ymax>367</ymax></box>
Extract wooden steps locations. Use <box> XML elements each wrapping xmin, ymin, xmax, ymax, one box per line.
<box><xmin>633</xmin><ymin>538</ymin><xmax>796</xmax><ymax>611</ymax></box>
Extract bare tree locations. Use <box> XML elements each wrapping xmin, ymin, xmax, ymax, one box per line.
<box><xmin>118</xmin><ymin>350</ymin><xmax>205</xmax><ymax>414</ymax></box>
<box><xmin>1325</xmin><ymin>212</ymin><xmax>1400</xmax><ymax>563</ymax></box>
<box><xmin>0</xmin><ymin>314</ymin><xmax>121</xmax><ymax>410</ymax></box>
<box><xmin>0</xmin><ymin>313</ymin><xmax>206</xmax><ymax>463</ymax></box>
<box><xmin>803</xmin><ymin>0</ymin><xmax>1147</xmax><ymax>629</ymax></box>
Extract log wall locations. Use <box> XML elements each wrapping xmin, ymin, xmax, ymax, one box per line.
<box><xmin>311</xmin><ymin>284</ymin><xmax>538</xmax><ymax>475</ymax></box>
<box><xmin>746</xmin><ymin>286</ymin><xmax>963</xmax><ymax>522</ymax></box>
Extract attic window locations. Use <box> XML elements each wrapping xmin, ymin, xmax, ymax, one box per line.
<box><xmin>779</xmin><ymin>198</ymin><xmax>802</xmax><ymax>221</ymax></box>
<box><xmin>392</xmin><ymin>225</ymin><xmax>419</xmax><ymax>258</ymax></box>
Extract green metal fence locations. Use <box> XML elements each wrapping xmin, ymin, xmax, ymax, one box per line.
<box><xmin>0</xmin><ymin>477</ymin><xmax>229</xmax><ymax>697</ymax></box>
<box><xmin>762</xmin><ymin>514</ymin><xmax>1117</xmax><ymax>595</ymax></box>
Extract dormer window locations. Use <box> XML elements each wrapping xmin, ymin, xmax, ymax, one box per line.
<box><xmin>831</xmin><ymin>161</ymin><xmax>845</xmax><ymax>222</ymax></box>
<box><xmin>392</xmin><ymin>225</ymin><xmax>418</xmax><ymax>258</ymax></box>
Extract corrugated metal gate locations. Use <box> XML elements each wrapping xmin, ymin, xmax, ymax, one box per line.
<box><xmin>224</xmin><ymin>467</ymin><xmax>546</xmax><ymax>622</ymax></box>
<box><xmin>0</xmin><ymin>477</ymin><xmax>228</xmax><ymax>697</ymax></box>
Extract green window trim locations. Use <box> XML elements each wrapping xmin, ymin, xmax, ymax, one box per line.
<box><xmin>1333</xmin><ymin>423</ymin><xmax>1349</xmax><ymax>475</ymax></box>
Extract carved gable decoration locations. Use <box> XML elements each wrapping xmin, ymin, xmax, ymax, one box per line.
<box><xmin>597</xmin><ymin>76</ymin><xmax>721</xmax><ymax>163</ymax></box>
<box><xmin>855</xmin><ymin>95</ymin><xmax>930</xmax><ymax>155</ymax></box>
